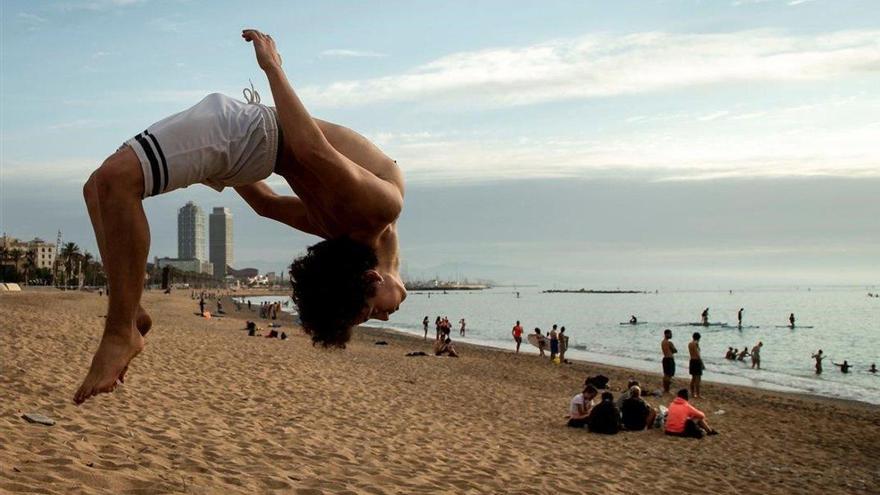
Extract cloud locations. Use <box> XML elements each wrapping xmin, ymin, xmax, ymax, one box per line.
<box><xmin>319</xmin><ymin>49</ymin><xmax>388</xmax><ymax>58</ymax></box>
<box><xmin>299</xmin><ymin>30</ymin><xmax>880</xmax><ymax>109</ymax></box>
<box><xmin>367</xmin><ymin>96</ymin><xmax>880</xmax><ymax>183</ymax></box>
<box><xmin>16</xmin><ymin>12</ymin><xmax>48</xmax><ymax>31</ymax></box>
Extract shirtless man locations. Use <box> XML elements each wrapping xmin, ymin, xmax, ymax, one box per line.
<box><xmin>73</xmin><ymin>29</ymin><xmax>406</xmax><ymax>404</ymax></box>
<box><xmin>661</xmin><ymin>329</ymin><xmax>677</xmax><ymax>394</ymax></box>
<box><xmin>750</xmin><ymin>341</ymin><xmax>763</xmax><ymax>369</ymax></box>
<box><xmin>812</xmin><ymin>349</ymin><xmax>825</xmax><ymax>374</ymax></box>
<box><xmin>737</xmin><ymin>308</ymin><xmax>744</xmax><ymax>328</ymax></box>
<box><xmin>789</xmin><ymin>313</ymin><xmax>796</xmax><ymax>328</ymax></box>
<box><xmin>688</xmin><ymin>332</ymin><xmax>704</xmax><ymax>399</ymax></box>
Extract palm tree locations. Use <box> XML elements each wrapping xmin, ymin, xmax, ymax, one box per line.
<box><xmin>82</xmin><ymin>251</ymin><xmax>94</xmax><ymax>286</ymax></box>
<box><xmin>23</xmin><ymin>251</ymin><xmax>36</xmax><ymax>285</ymax></box>
<box><xmin>61</xmin><ymin>242</ymin><xmax>81</xmax><ymax>288</ymax></box>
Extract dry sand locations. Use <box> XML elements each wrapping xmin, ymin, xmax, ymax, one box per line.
<box><xmin>1</xmin><ymin>290</ymin><xmax>878</xmax><ymax>494</ymax></box>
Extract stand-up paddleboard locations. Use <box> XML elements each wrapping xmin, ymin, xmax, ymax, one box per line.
<box><xmin>527</xmin><ymin>333</ymin><xmax>547</xmax><ymax>351</ymax></box>
<box><xmin>677</xmin><ymin>322</ymin><xmax>730</xmax><ymax>327</ymax></box>
<box><xmin>775</xmin><ymin>325</ymin><xmax>814</xmax><ymax>329</ymax></box>
<box><xmin>619</xmin><ymin>322</ymin><xmax>648</xmax><ymax>325</ymax></box>
<box><xmin>733</xmin><ymin>325</ymin><xmax>760</xmax><ymax>329</ymax></box>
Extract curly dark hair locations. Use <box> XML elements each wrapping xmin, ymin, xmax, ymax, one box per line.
<box><xmin>289</xmin><ymin>237</ymin><xmax>378</xmax><ymax>348</ymax></box>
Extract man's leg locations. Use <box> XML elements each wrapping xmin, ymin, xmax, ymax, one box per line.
<box><xmin>84</xmin><ymin>164</ymin><xmax>152</xmax><ymax>338</ymax></box>
<box><xmin>74</xmin><ymin>147</ymin><xmax>149</xmax><ymax>404</ymax></box>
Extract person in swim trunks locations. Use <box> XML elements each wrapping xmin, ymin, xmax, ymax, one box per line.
<box><xmin>512</xmin><ymin>320</ymin><xmax>523</xmax><ymax>353</ymax></box>
<box><xmin>661</xmin><ymin>329</ymin><xmax>677</xmax><ymax>394</ymax></box>
<box><xmin>74</xmin><ymin>29</ymin><xmax>406</xmax><ymax>405</ymax></box>
<box><xmin>688</xmin><ymin>332</ymin><xmax>704</xmax><ymax>399</ymax></box>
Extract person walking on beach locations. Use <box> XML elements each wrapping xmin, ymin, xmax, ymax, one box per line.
<box><xmin>199</xmin><ymin>296</ymin><xmax>206</xmax><ymax>316</ymax></box>
<box><xmin>750</xmin><ymin>341</ymin><xmax>763</xmax><ymax>369</ymax></box>
<box><xmin>435</xmin><ymin>316</ymin><xmax>442</xmax><ymax>341</ymax></box>
<box><xmin>422</xmin><ymin>316</ymin><xmax>429</xmax><ymax>340</ymax></box>
<box><xmin>73</xmin><ymin>29</ymin><xmax>407</xmax><ymax>404</ymax></box>
<box><xmin>701</xmin><ymin>308</ymin><xmax>710</xmax><ymax>326</ymax></box>
<box><xmin>737</xmin><ymin>308</ymin><xmax>744</xmax><ymax>328</ymax></box>
<box><xmin>812</xmin><ymin>349</ymin><xmax>825</xmax><ymax>374</ymax></box>
<box><xmin>688</xmin><ymin>332</ymin><xmax>704</xmax><ymax>399</ymax></box>
<box><xmin>512</xmin><ymin>321</ymin><xmax>524</xmax><ymax>353</ymax></box>
<box><xmin>459</xmin><ymin>318</ymin><xmax>466</xmax><ymax>337</ymax></box>
<box><xmin>661</xmin><ymin>329</ymin><xmax>677</xmax><ymax>394</ymax></box>
<box><xmin>789</xmin><ymin>313</ymin><xmax>796</xmax><ymax>329</ymax></box>
<box><xmin>534</xmin><ymin>328</ymin><xmax>546</xmax><ymax>357</ymax></box>
<box><xmin>549</xmin><ymin>324</ymin><xmax>559</xmax><ymax>362</ymax></box>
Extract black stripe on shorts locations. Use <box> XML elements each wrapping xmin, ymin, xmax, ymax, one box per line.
<box><xmin>145</xmin><ymin>130</ymin><xmax>169</xmax><ymax>193</ymax></box>
<box><xmin>134</xmin><ymin>132</ymin><xmax>161</xmax><ymax>197</ymax></box>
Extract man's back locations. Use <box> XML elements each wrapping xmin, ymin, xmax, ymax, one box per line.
<box><xmin>621</xmin><ymin>397</ymin><xmax>650</xmax><ymax>430</ymax></box>
<box><xmin>588</xmin><ymin>401</ymin><xmax>620</xmax><ymax>434</ymax></box>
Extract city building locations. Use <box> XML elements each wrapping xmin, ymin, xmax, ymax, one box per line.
<box><xmin>209</xmin><ymin>207</ymin><xmax>233</xmax><ymax>279</ymax></box>
<box><xmin>178</xmin><ymin>202</ymin><xmax>207</xmax><ymax>261</ymax></box>
<box><xmin>0</xmin><ymin>235</ymin><xmax>56</xmax><ymax>270</ymax></box>
<box><xmin>154</xmin><ymin>257</ymin><xmax>213</xmax><ymax>275</ymax></box>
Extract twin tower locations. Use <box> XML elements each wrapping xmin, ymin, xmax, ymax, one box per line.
<box><xmin>178</xmin><ymin>201</ymin><xmax>232</xmax><ymax>280</ymax></box>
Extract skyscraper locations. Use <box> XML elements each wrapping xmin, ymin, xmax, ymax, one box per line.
<box><xmin>177</xmin><ymin>201</ymin><xmax>206</xmax><ymax>261</ymax></box>
<box><xmin>209</xmin><ymin>207</ymin><xmax>233</xmax><ymax>279</ymax></box>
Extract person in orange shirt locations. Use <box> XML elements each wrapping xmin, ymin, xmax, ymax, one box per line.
<box><xmin>664</xmin><ymin>389</ymin><xmax>718</xmax><ymax>438</ymax></box>
<box><xmin>512</xmin><ymin>321</ymin><xmax>524</xmax><ymax>353</ymax></box>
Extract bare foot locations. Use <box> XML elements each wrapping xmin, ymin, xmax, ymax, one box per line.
<box><xmin>118</xmin><ymin>306</ymin><xmax>152</xmax><ymax>384</ymax></box>
<box><xmin>73</xmin><ymin>326</ymin><xmax>144</xmax><ymax>405</ymax></box>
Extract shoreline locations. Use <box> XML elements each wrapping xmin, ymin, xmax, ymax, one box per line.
<box><xmin>224</xmin><ymin>293</ymin><xmax>879</xmax><ymax>410</ymax></box>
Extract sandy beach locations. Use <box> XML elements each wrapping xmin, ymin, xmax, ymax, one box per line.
<box><xmin>1</xmin><ymin>290</ymin><xmax>878</xmax><ymax>494</ymax></box>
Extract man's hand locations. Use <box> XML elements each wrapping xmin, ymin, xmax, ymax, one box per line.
<box><xmin>242</xmin><ymin>29</ymin><xmax>282</xmax><ymax>71</ymax></box>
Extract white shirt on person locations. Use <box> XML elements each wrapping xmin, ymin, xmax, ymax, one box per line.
<box><xmin>570</xmin><ymin>393</ymin><xmax>592</xmax><ymax>417</ymax></box>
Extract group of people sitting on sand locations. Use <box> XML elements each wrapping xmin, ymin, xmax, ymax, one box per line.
<box><xmin>724</xmin><ymin>341</ymin><xmax>763</xmax><ymax>369</ymax></box>
<box><xmin>245</xmin><ymin>320</ymin><xmax>287</xmax><ymax>340</ymax></box>
<box><xmin>567</xmin><ymin>378</ymin><xmax>718</xmax><ymax>438</ymax></box>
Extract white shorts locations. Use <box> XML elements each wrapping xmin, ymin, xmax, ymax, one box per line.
<box><xmin>123</xmin><ymin>93</ymin><xmax>278</xmax><ymax>198</ymax></box>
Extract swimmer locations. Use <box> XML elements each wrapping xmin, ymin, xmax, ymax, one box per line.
<box><xmin>833</xmin><ymin>360</ymin><xmax>852</xmax><ymax>373</ymax></box>
<box><xmin>812</xmin><ymin>349</ymin><xmax>825</xmax><ymax>374</ymax></box>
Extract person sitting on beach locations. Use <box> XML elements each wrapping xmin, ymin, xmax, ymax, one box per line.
<box><xmin>665</xmin><ymin>389</ymin><xmax>717</xmax><ymax>438</ymax></box>
<box><xmin>616</xmin><ymin>380</ymin><xmax>641</xmax><ymax>409</ymax></box>
<box><xmin>737</xmin><ymin>346</ymin><xmax>750</xmax><ymax>362</ymax></box>
<box><xmin>812</xmin><ymin>349</ymin><xmax>825</xmax><ymax>374</ymax></box>
<box><xmin>833</xmin><ymin>360</ymin><xmax>851</xmax><ymax>373</ymax></box>
<box><xmin>434</xmin><ymin>337</ymin><xmax>459</xmax><ymax>357</ymax></box>
<box><xmin>567</xmin><ymin>384</ymin><xmax>598</xmax><ymax>428</ymax></box>
<box><xmin>534</xmin><ymin>328</ymin><xmax>546</xmax><ymax>357</ymax></box>
<box><xmin>587</xmin><ymin>392</ymin><xmax>621</xmax><ymax>435</ymax></box>
<box><xmin>751</xmin><ymin>342</ymin><xmax>763</xmax><ymax>369</ymax></box>
<box><xmin>621</xmin><ymin>386</ymin><xmax>657</xmax><ymax>431</ymax></box>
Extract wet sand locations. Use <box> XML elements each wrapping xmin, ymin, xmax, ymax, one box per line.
<box><xmin>1</xmin><ymin>290</ymin><xmax>878</xmax><ymax>494</ymax></box>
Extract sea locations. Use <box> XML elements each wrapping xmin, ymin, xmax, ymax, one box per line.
<box><xmin>240</xmin><ymin>286</ymin><xmax>880</xmax><ymax>405</ymax></box>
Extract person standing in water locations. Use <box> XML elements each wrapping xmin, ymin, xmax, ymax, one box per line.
<box><xmin>701</xmin><ymin>308</ymin><xmax>710</xmax><ymax>326</ymax></box>
<box><xmin>459</xmin><ymin>318</ymin><xmax>466</xmax><ymax>337</ymax></box>
<box><xmin>512</xmin><ymin>320</ymin><xmax>523</xmax><ymax>353</ymax></box>
<box><xmin>869</xmin><ymin>363</ymin><xmax>877</xmax><ymax>373</ymax></box>
<box><xmin>737</xmin><ymin>308</ymin><xmax>744</xmax><ymax>328</ymax></box>
<box><xmin>812</xmin><ymin>349</ymin><xmax>825</xmax><ymax>374</ymax></box>
<box><xmin>789</xmin><ymin>313</ymin><xmax>796</xmax><ymax>329</ymax></box>
<box><xmin>661</xmin><ymin>329</ymin><xmax>677</xmax><ymax>394</ymax></box>
<box><xmin>688</xmin><ymin>332</ymin><xmax>704</xmax><ymax>399</ymax></box>
<box><xmin>833</xmin><ymin>360</ymin><xmax>852</xmax><ymax>373</ymax></box>
<box><xmin>422</xmin><ymin>316</ymin><xmax>429</xmax><ymax>340</ymax></box>
<box><xmin>750</xmin><ymin>341</ymin><xmax>763</xmax><ymax>369</ymax></box>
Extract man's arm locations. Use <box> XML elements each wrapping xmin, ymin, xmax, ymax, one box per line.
<box><xmin>242</xmin><ymin>30</ymin><xmax>402</xmax><ymax>228</ymax></box>
<box><xmin>235</xmin><ymin>182</ymin><xmax>323</xmax><ymax>236</ymax></box>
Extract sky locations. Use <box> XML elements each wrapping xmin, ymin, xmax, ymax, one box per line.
<box><xmin>1</xmin><ymin>0</ymin><xmax>879</xmax><ymax>288</ymax></box>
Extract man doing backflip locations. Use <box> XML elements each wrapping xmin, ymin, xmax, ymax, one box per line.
<box><xmin>74</xmin><ymin>30</ymin><xmax>406</xmax><ymax>404</ymax></box>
